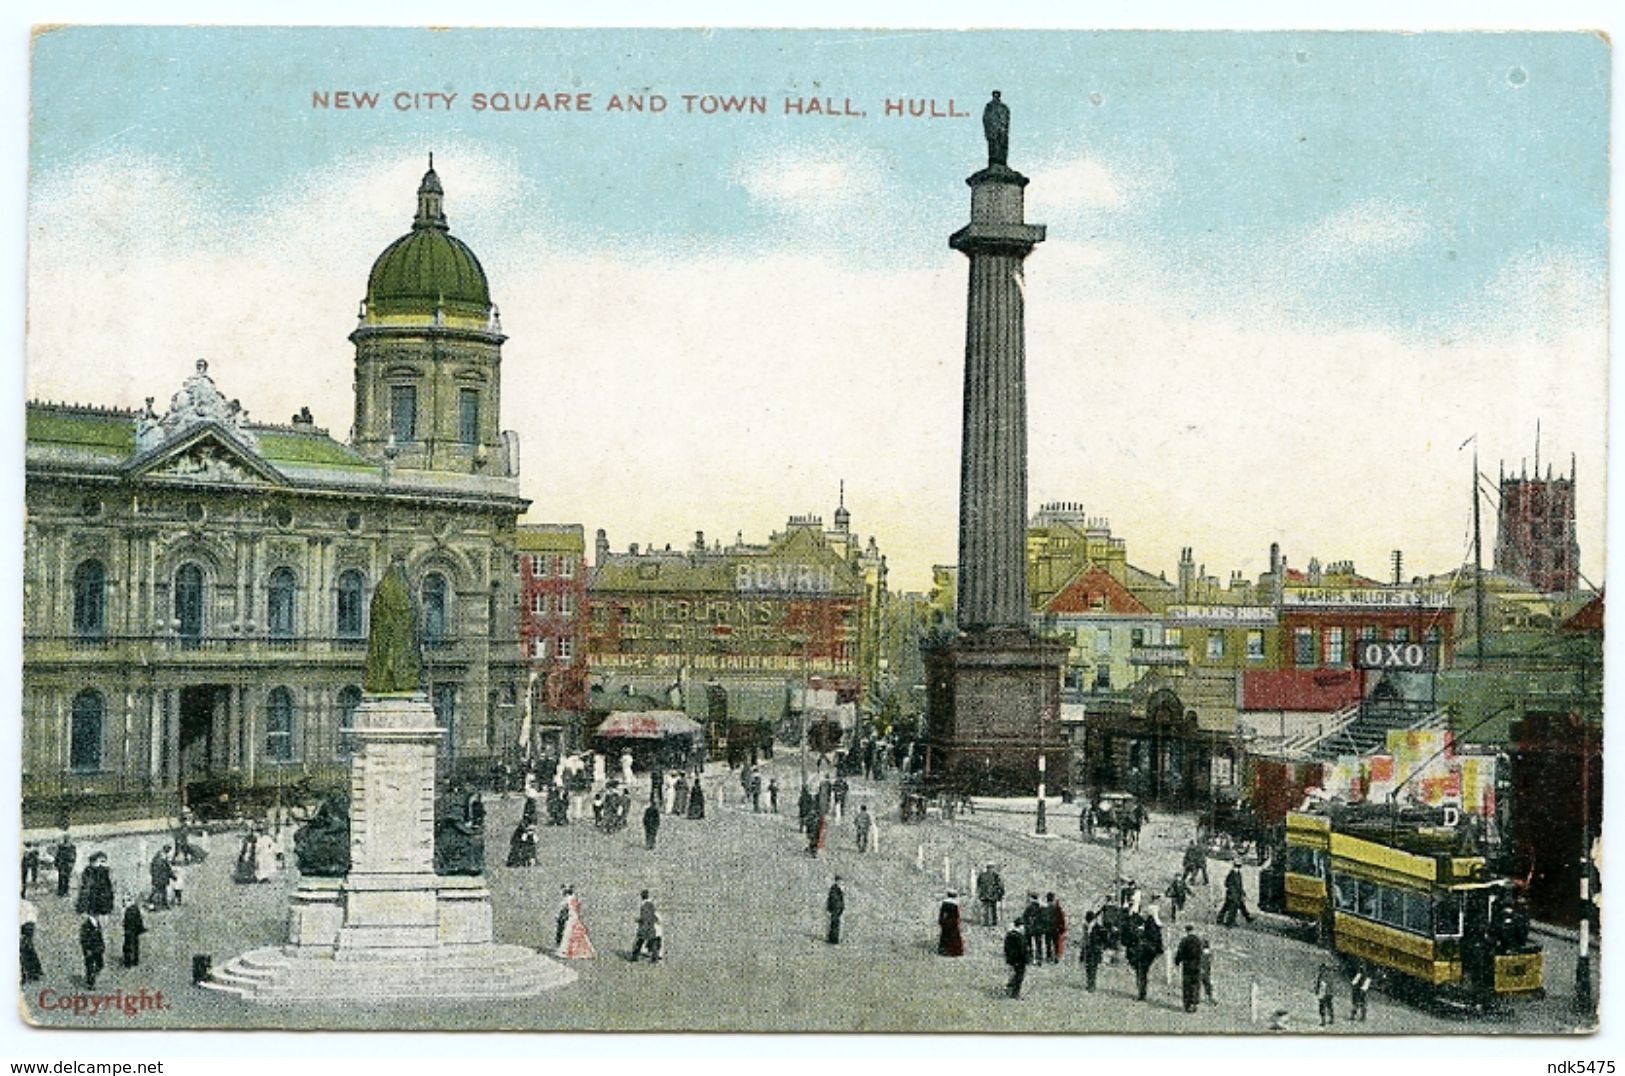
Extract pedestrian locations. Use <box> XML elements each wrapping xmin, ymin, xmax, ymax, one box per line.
<box><xmin>1200</xmin><ymin>939</ymin><xmax>1215</xmax><ymax>1003</ymax></box>
<box><xmin>642</xmin><ymin>801</ymin><xmax>661</xmax><ymax>850</ymax></box>
<box><xmin>1218</xmin><ymin>864</ymin><xmax>1254</xmax><ymax>927</ymax></box>
<box><xmin>1128</xmin><ymin>912</ymin><xmax>1163</xmax><ymax>1001</ymax></box>
<box><xmin>149</xmin><ymin>845</ymin><xmax>174</xmax><ymax>908</ymax></box>
<box><xmin>21</xmin><ymin>845</ymin><xmax>40</xmax><ymax>895</ymax></box>
<box><xmin>20</xmin><ymin>898</ymin><xmax>42</xmax><ymax>984</ymax></box>
<box><xmin>1183</xmin><ymin>840</ymin><xmax>1209</xmax><ymax>886</ymax></box>
<box><xmin>826</xmin><ymin>876</ymin><xmax>845</xmax><ymax>944</ymax></box>
<box><xmin>1003</xmin><ymin>921</ymin><xmax>1028</xmax><ymax>999</ymax></box>
<box><xmin>768</xmin><ymin>777</ymin><xmax>780</xmax><ymax>813</ymax></box>
<box><xmin>976</xmin><ymin>863</ymin><xmax>1004</xmax><ymax>927</ymax></box>
<box><xmin>798</xmin><ymin>785</ymin><xmax>815</xmax><ymax>833</ymax></box>
<box><xmin>1173</xmin><ymin>924</ymin><xmax>1204</xmax><ymax>1012</ymax></box>
<box><xmin>631</xmin><ymin>890</ymin><xmax>660</xmax><ymax>962</ymax></box>
<box><xmin>121</xmin><ymin>894</ymin><xmax>146</xmax><ymax>968</ymax></box>
<box><xmin>1350</xmin><ymin>964</ymin><xmax>1371</xmax><ymax>1021</ymax></box>
<box><xmin>807</xmin><ymin>811</ymin><xmax>827</xmax><ymax>856</ymax></box>
<box><xmin>554</xmin><ymin>885</ymin><xmax>572</xmax><ymax>949</ymax></box>
<box><xmin>79</xmin><ymin>914</ymin><xmax>105</xmax><ymax>989</ymax></box>
<box><xmin>937</xmin><ymin>891</ymin><xmax>964</xmax><ymax>956</ymax></box>
<box><xmin>1021</xmin><ymin>892</ymin><xmax>1043</xmax><ymax>964</ymax></box>
<box><xmin>1081</xmin><ymin>910</ymin><xmax>1106</xmax><ymax>991</ymax></box>
<box><xmin>1047</xmin><ymin>892</ymin><xmax>1066</xmax><ymax>963</ymax></box>
<box><xmin>687</xmin><ymin>776</ymin><xmax>706</xmax><ymax>819</ymax></box>
<box><xmin>169</xmin><ymin>860</ymin><xmax>185</xmax><ymax>906</ymax></box>
<box><xmin>833</xmin><ymin>776</ymin><xmax>849</xmax><ymax>820</ymax></box>
<box><xmin>1034</xmin><ymin>892</ymin><xmax>1056</xmax><ymax>963</ymax></box>
<box><xmin>54</xmin><ymin>833</ymin><xmax>77</xmax><ymax>898</ymax></box>
<box><xmin>557</xmin><ymin>886</ymin><xmax>595</xmax><ymax>959</ymax></box>
<box><xmin>854</xmin><ymin>805</ymin><xmax>873</xmax><ymax>852</ymax></box>
<box><xmin>673</xmin><ymin>773</ymin><xmax>690</xmax><ymax>816</ymax></box>
<box><xmin>1165</xmin><ymin>875</ymin><xmax>1190</xmax><ymax>922</ymax></box>
<box><xmin>507</xmin><ymin>822</ymin><xmax>537</xmax><ymax>867</ymax></box>
<box><xmin>1315</xmin><ymin>964</ymin><xmax>1336</xmax><ymax>1025</ymax></box>
<box><xmin>750</xmin><ymin>770</ymin><xmax>763</xmax><ymax>813</ymax></box>
<box><xmin>76</xmin><ymin>851</ymin><xmax>114</xmax><ymax>917</ymax></box>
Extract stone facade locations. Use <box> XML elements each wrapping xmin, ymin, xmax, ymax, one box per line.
<box><xmin>22</xmin><ymin>163</ymin><xmax>528</xmax><ymax>822</ymax></box>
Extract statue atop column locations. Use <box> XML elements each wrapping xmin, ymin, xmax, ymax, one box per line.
<box><xmin>364</xmin><ymin>557</ymin><xmax>421</xmax><ymax>694</ymax></box>
<box><xmin>983</xmin><ymin>90</ymin><xmax>1010</xmax><ymax>168</ymax></box>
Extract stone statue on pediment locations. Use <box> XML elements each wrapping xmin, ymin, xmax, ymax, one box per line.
<box><xmin>364</xmin><ymin>558</ymin><xmax>421</xmax><ymax>694</ymax></box>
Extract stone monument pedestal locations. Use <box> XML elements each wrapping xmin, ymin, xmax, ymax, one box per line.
<box><xmin>205</xmin><ymin>693</ymin><xmax>574</xmax><ymax>1003</ymax></box>
<box><xmin>924</xmin><ymin>629</ymin><xmax>1067</xmax><ymax>796</ymax></box>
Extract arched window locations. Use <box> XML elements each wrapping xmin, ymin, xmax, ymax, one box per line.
<box><xmin>337</xmin><ymin>570</ymin><xmax>366</xmax><ymax>639</ymax></box>
<box><xmin>336</xmin><ymin>685</ymin><xmax>362</xmax><ymax>759</ymax></box>
<box><xmin>423</xmin><ymin>572</ymin><xmax>449</xmax><ymax>647</ymax></box>
<box><xmin>72</xmin><ymin>560</ymin><xmax>106</xmax><ymax>641</ymax></box>
<box><xmin>70</xmin><ymin>689</ymin><xmax>104</xmax><ymax>772</ymax></box>
<box><xmin>266</xmin><ymin>687</ymin><xmax>295</xmax><ymax>761</ymax></box>
<box><xmin>174</xmin><ymin>563</ymin><xmax>204</xmax><ymax>647</ymax></box>
<box><xmin>268</xmin><ymin>568</ymin><xmax>297</xmax><ymax>641</ymax></box>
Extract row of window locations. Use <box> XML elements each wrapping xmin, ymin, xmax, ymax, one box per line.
<box><xmin>1284</xmin><ymin>846</ymin><xmax>1463</xmax><ymax>938</ymax></box>
<box><xmin>69</xmin><ymin>561</ymin><xmax>452</xmax><ymax>643</ymax></box>
<box><xmin>389</xmin><ymin>385</ymin><xmax>482</xmax><ymax>446</ymax></box>
<box><xmin>65</xmin><ymin>684</ymin><xmax>458</xmax><ymax>772</ymax></box>
<box><xmin>529</xmin><ymin>592</ymin><xmax>578</xmax><ymax>616</ymax></box>
<box><xmin>1291</xmin><ymin>625</ymin><xmax>1443</xmax><ymax>667</ymax></box>
<box><xmin>529</xmin><ymin>637</ymin><xmax>577</xmax><ymax>661</ymax></box>
<box><xmin>524</xmin><ymin>554</ymin><xmax>578</xmax><ymax>579</ymax></box>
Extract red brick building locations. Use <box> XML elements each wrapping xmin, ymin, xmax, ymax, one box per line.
<box><xmin>517</xmin><ymin>524</ymin><xmax>589</xmax><ymax>735</ymax></box>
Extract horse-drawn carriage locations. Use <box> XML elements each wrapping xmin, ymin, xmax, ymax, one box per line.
<box><xmin>1079</xmin><ymin>791</ymin><xmax>1146</xmax><ymax>848</ymax></box>
<box><xmin>1198</xmin><ymin>789</ymin><xmax>1265</xmax><ymax>864</ymax></box>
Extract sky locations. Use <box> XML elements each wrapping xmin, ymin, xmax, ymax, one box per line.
<box><xmin>25</xmin><ymin>27</ymin><xmax>1610</xmax><ymax>592</ymax></box>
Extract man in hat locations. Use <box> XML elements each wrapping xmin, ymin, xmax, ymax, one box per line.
<box><xmin>826</xmin><ymin>876</ymin><xmax>845</xmax><ymax>944</ymax></box>
<box><xmin>555</xmin><ymin>885</ymin><xmax>573</xmax><ymax>949</ymax></box>
<box><xmin>631</xmin><ymin>890</ymin><xmax>660</xmax><ymax>962</ymax></box>
<box><xmin>78</xmin><ymin>914</ymin><xmax>105</xmax><ymax>989</ymax></box>
<box><xmin>1173</xmin><ymin>923</ymin><xmax>1205</xmax><ymax>1012</ymax></box>
<box><xmin>976</xmin><ymin>863</ymin><xmax>1005</xmax><ymax>927</ymax></box>
<box><xmin>1003</xmin><ymin>920</ymin><xmax>1029</xmax><ymax>999</ymax></box>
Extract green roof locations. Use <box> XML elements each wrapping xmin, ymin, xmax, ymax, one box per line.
<box><xmin>257</xmin><ymin>431</ymin><xmax>374</xmax><ymax>470</ymax></box>
<box><xmin>366</xmin><ymin>226</ymin><xmax>490</xmax><ymax>317</ymax></box>
<box><xmin>26</xmin><ymin>409</ymin><xmax>134</xmax><ymax>453</ymax></box>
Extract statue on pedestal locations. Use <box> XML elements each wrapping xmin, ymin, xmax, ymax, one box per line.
<box><xmin>365</xmin><ymin>558</ymin><xmax>421</xmax><ymax>694</ymax></box>
<box><xmin>983</xmin><ymin>90</ymin><xmax>1010</xmax><ymax>168</ymax></box>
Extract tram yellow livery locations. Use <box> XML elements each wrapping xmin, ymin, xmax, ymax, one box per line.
<box><xmin>1261</xmin><ymin>804</ymin><xmax>1543</xmax><ymax>1005</ymax></box>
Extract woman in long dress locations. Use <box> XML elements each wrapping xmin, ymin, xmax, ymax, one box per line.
<box><xmin>254</xmin><ymin>829</ymin><xmax>277</xmax><ymax>882</ymax></box>
<box><xmin>937</xmin><ymin>891</ymin><xmax>965</xmax><ymax>957</ymax></box>
<box><xmin>557</xmin><ymin>891</ymin><xmax>595</xmax><ymax>959</ymax></box>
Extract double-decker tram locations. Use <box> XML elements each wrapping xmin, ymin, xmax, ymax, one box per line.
<box><xmin>1261</xmin><ymin>802</ymin><xmax>1543</xmax><ymax>1010</ymax></box>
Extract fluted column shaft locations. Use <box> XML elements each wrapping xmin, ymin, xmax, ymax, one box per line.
<box><xmin>949</xmin><ymin>167</ymin><xmax>1045</xmax><ymax>633</ymax></box>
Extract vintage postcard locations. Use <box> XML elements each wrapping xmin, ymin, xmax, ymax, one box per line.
<box><xmin>17</xmin><ymin>26</ymin><xmax>1607</xmax><ymax>1034</ymax></box>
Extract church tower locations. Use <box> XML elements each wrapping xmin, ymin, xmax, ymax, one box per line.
<box><xmin>351</xmin><ymin>158</ymin><xmax>508</xmax><ymax>474</ymax></box>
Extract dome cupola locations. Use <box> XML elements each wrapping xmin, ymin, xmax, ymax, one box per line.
<box><xmin>363</xmin><ymin>155</ymin><xmax>491</xmax><ymax>320</ymax></box>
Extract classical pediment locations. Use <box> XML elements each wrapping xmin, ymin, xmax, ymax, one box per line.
<box><xmin>127</xmin><ymin>425</ymin><xmax>285</xmax><ymax>487</ymax></box>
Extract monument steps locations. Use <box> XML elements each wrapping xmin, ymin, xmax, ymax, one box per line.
<box><xmin>203</xmin><ymin>944</ymin><xmax>576</xmax><ymax>1002</ymax></box>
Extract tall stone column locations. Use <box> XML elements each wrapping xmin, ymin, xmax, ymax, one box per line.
<box><xmin>950</xmin><ymin>162</ymin><xmax>1044</xmax><ymax>631</ymax></box>
<box><xmin>924</xmin><ymin>92</ymin><xmax>1067</xmax><ymax>796</ymax></box>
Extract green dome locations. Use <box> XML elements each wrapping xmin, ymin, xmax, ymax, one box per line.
<box><xmin>365</xmin><ymin>164</ymin><xmax>491</xmax><ymax>318</ymax></box>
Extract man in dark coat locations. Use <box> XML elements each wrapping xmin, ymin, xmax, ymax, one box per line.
<box><xmin>1183</xmin><ymin>840</ymin><xmax>1209</xmax><ymax>885</ymax></box>
<box><xmin>826</xmin><ymin>876</ymin><xmax>845</xmax><ymax>944</ymax></box>
<box><xmin>798</xmin><ymin>785</ymin><xmax>815</xmax><ymax>833</ymax></box>
<box><xmin>1173</xmin><ymin>924</ymin><xmax>1205</xmax><ymax>1012</ymax></box>
<box><xmin>1082</xmin><ymin>910</ymin><xmax>1107</xmax><ymax>991</ymax></box>
<box><xmin>54</xmin><ymin>835</ymin><xmax>77</xmax><ymax>898</ymax></box>
<box><xmin>976</xmin><ymin>864</ymin><xmax>1004</xmax><ymax>927</ymax></box>
<box><xmin>1003</xmin><ymin>921</ymin><xmax>1028</xmax><ymax>998</ymax></box>
<box><xmin>149</xmin><ymin>847</ymin><xmax>174</xmax><ymax>909</ymax></box>
<box><xmin>76</xmin><ymin>852</ymin><xmax>115</xmax><ymax>917</ymax></box>
<box><xmin>1219</xmin><ymin>864</ymin><xmax>1254</xmax><ymax>926</ymax></box>
<box><xmin>79</xmin><ymin>915</ymin><xmax>105</xmax><ymax>989</ymax></box>
<box><xmin>22</xmin><ymin>845</ymin><xmax>40</xmax><ymax>894</ymax></box>
<box><xmin>642</xmin><ymin>802</ymin><xmax>661</xmax><ymax>850</ymax></box>
<box><xmin>631</xmin><ymin>890</ymin><xmax>660</xmax><ymax>962</ymax></box>
<box><xmin>687</xmin><ymin>779</ymin><xmax>706</xmax><ymax>819</ymax></box>
<box><xmin>121</xmin><ymin>896</ymin><xmax>147</xmax><ymax>967</ymax></box>
<box><xmin>1127</xmin><ymin>913</ymin><xmax>1163</xmax><ymax>1001</ymax></box>
<box><xmin>1021</xmin><ymin>892</ymin><xmax>1043</xmax><ymax>963</ymax></box>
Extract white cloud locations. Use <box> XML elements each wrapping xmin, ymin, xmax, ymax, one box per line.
<box><xmin>730</xmin><ymin>146</ymin><xmax>880</xmax><ymax>211</ymax></box>
<box><xmin>1298</xmin><ymin>199</ymin><xmax>1427</xmax><ymax>259</ymax></box>
<box><xmin>1028</xmin><ymin>155</ymin><xmax>1127</xmax><ymax>212</ymax></box>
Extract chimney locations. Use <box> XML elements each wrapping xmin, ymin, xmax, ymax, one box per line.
<box><xmin>595</xmin><ymin>529</ymin><xmax>610</xmax><ymax>564</ymax></box>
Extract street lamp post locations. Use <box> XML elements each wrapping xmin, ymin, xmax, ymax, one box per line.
<box><xmin>1035</xmin><ymin>753</ymin><xmax>1047</xmax><ymax>835</ymax></box>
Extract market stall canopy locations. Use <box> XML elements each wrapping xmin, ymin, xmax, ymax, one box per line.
<box><xmin>594</xmin><ymin>710</ymin><xmax>704</xmax><ymax>740</ymax></box>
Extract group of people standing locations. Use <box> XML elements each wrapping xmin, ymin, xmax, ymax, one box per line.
<box><xmin>20</xmin><ymin>829</ymin><xmax>208</xmax><ymax>990</ymax></box>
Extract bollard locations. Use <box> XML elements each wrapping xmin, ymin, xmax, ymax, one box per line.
<box><xmin>916</xmin><ymin>844</ymin><xmax>925</xmax><ymax>872</ymax></box>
